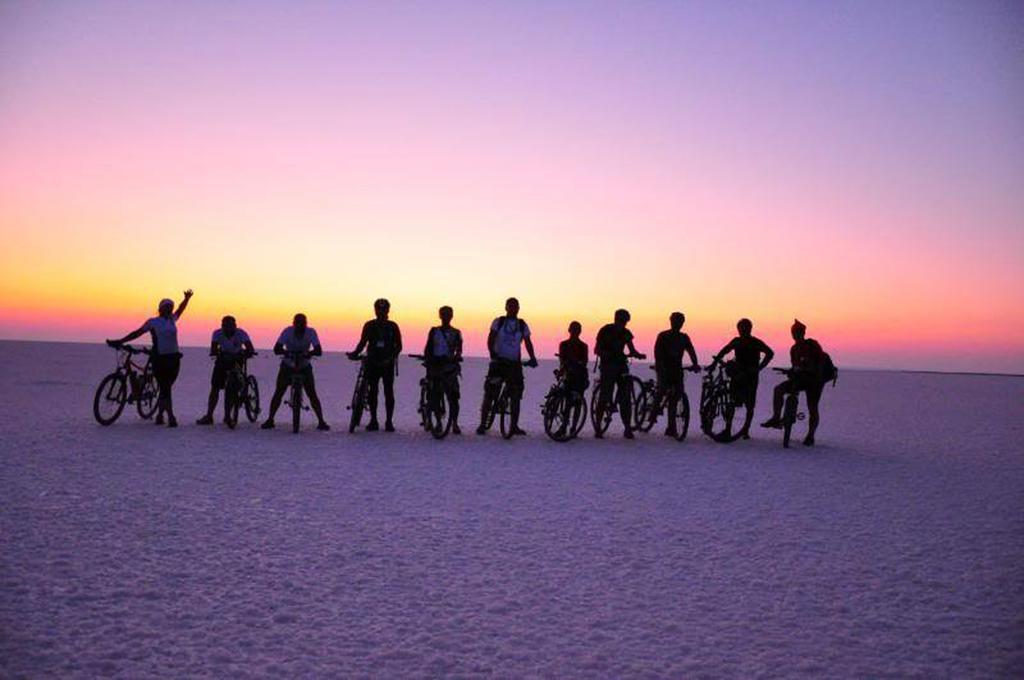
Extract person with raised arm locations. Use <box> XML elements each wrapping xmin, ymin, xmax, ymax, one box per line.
<box><xmin>654</xmin><ymin>312</ymin><xmax>701</xmax><ymax>438</ymax></box>
<box><xmin>347</xmin><ymin>298</ymin><xmax>403</xmax><ymax>432</ymax></box>
<box><xmin>107</xmin><ymin>289</ymin><xmax>193</xmax><ymax>427</ymax></box>
<box><xmin>711</xmin><ymin>318</ymin><xmax>774</xmax><ymax>439</ymax></box>
<box><xmin>594</xmin><ymin>308</ymin><xmax>646</xmax><ymax>439</ymax></box>
<box><xmin>261</xmin><ymin>313</ymin><xmax>329</xmax><ymax>431</ymax></box>
<box><xmin>477</xmin><ymin>297</ymin><xmax>538</xmax><ymax>436</ymax></box>
<box><xmin>422</xmin><ymin>305</ymin><xmax>464</xmax><ymax>434</ymax></box>
<box><xmin>197</xmin><ymin>315</ymin><xmax>256</xmax><ymax>426</ymax></box>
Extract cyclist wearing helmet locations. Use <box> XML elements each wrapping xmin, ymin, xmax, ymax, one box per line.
<box><xmin>712</xmin><ymin>318</ymin><xmax>774</xmax><ymax>439</ymax></box>
<box><xmin>594</xmin><ymin>308</ymin><xmax>646</xmax><ymax>439</ymax></box>
<box><xmin>197</xmin><ymin>315</ymin><xmax>255</xmax><ymax>425</ymax></box>
<box><xmin>654</xmin><ymin>312</ymin><xmax>700</xmax><ymax>438</ymax></box>
<box><xmin>262</xmin><ymin>313</ymin><xmax>329</xmax><ymax>431</ymax></box>
<box><xmin>477</xmin><ymin>297</ymin><xmax>538</xmax><ymax>436</ymax></box>
<box><xmin>107</xmin><ymin>289</ymin><xmax>193</xmax><ymax>428</ymax></box>
<box><xmin>422</xmin><ymin>305</ymin><xmax>464</xmax><ymax>434</ymax></box>
<box><xmin>348</xmin><ymin>298</ymin><xmax>403</xmax><ymax>432</ymax></box>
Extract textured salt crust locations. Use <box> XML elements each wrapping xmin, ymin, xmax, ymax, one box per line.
<box><xmin>1</xmin><ymin>341</ymin><xmax>1021</xmax><ymax>677</ymax></box>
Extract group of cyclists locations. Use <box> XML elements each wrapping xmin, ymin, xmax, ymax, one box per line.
<box><xmin>105</xmin><ymin>292</ymin><xmax>832</xmax><ymax>446</ymax></box>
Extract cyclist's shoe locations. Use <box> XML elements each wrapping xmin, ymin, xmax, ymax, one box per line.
<box><xmin>595</xmin><ymin>431</ymin><xmax>604</xmax><ymax>439</ymax></box>
<box><xmin>664</xmin><ymin>425</ymin><xmax>678</xmax><ymax>438</ymax></box>
<box><xmin>384</xmin><ymin>421</ymin><xmax>395</xmax><ymax>433</ymax></box>
<box><xmin>476</xmin><ymin>424</ymin><xmax>487</xmax><ymax>435</ymax></box>
<box><xmin>261</xmin><ymin>420</ymin><xmax>275</xmax><ymax>430</ymax></box>
<box><xmin>803</xmin><ymin>434</ymin><xmax>815</xmax><ymax>447</ymax></box>
<box><xmin>623</xmin><ymin>429</ymin><xmax>635</xmax><ymax>440</ymax></box>
<box><xmin>155</xmin><ymin>413</ymin><xmax>165</xmax><ymax>425</ymax></box>
<box><xmin>452</xmin><ymin>424</ymin><xmax>462</xmax><ymax>435</ymax></box>
<box><xmin>167</xmin><ymin>416</ymin><xmax>178</xmax><ymax>428</ymax></box>
<box><xmin>197</xmin><ymin>414</ymin><xmax>214</xmax><ymax>425</ymax></box>
<box><xmin>366</xmin><ymin>420</ymin><xmax>380</xmax><ymax>432</ymax></box>
<box><xmin>739</xmin><ymin>428</ymin><xmax>751</xmax><ymax>440</ymax></box>
<box><xmin>761</xmin><ymin>417</ymin><xmax>783</xmax><ymax>429</ymax></box>
<box><xmin>510</xmin><ymin>426</ymin><xmax>527</xmax><ymax>436</ymax></box>
<box><xmin>317</xmin><ymin>421</ymin><xmax>331</xmax><ymax>431</ymax></box>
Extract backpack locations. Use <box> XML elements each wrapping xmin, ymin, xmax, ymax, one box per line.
<box><xmin>820</xmin><ymin>351</ymin><xmax>838</xmax><ymax>386</ymax></box>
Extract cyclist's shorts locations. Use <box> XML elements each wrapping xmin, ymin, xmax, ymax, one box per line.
<box><xmin>276</xmin><ymin>364</ymin><xmax>315</xmax><ymax>392</ymax></box>
<box><xmin>486</xmin><ymin>360</ymin><xmax>524</xmax><ymax>395</ymax></box>
<box><xmin>211</xmin><ymin>356</ymin><xmax>243</xmax><ymax>389</ymax></box>
<box><xmin>565</xmin><ymin>366</ymin><xmax>590</xmax><ymax>394</ymax></box>
<box><xmin>729</xmin><ymin>369</ymin><xmax>759</xmax><ymax>407</ymax></box>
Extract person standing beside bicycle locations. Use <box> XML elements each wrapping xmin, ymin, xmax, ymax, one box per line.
<box><xmin>477</xmin><ymin>297</ymin><xmax>538</xmax><ymax>436</ymax></box>
<box><xmin>710</xmin><ymin>318</ymin><xmax>774</xmax><ymax>440</ymax></box>
<box><xmin>653</xmin><ymin>312</ymin><xmax>701</xmax><ymax>438</ymax></box>
<box><xmin>261</xmin><ymin>313</ymin><xmax>330</xmax><ymax>431</ymax></box>
<box><xmin>106</xmin><ymin>289</ymin><xmax>193</xmax><ymax>428</ymax></box>
<box><xmin>594</xmin><ymin>309</ymin><xmax>646</xmax><ymax>439</ymax></box>
<box><xmin>558</xmin><ymin>321</ymin><xmax>590</xmax><ymax>395</ymax></box>
<box><xmin>347</xmin><ymin>298</ymin><xmax>402</xmax><ymax>432</ymax></box>
<box><xmin>762</xmin><ymin>319</ymin><xmax>823</xmax><ymax>445</ymax></box>
<box><xmin>197</xmin><ymin>315</ymin><xmax>255</xmax><ymax>426</ymax></box>
<box><xmin>422</xmin><ymin>305</ymin><xmax>464</xmax><ymax>434</ymax></box>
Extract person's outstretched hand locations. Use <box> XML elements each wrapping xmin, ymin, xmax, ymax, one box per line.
<box><xmin>183</xmin><ymin>289</ymin><xmax>194</xmax><ymax>299</ymax></box>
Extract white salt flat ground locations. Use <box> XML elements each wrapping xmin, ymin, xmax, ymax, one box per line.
<box><xmin>1</xmin><ymin>340</ymin><xmax>1021</xmax><ymax>678</ymax></box>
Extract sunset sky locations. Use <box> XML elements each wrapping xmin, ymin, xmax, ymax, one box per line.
<box><xmin>1</xmin><ymin>1</ymin><xmax>1021</xmax><ymax>372</ymax></box>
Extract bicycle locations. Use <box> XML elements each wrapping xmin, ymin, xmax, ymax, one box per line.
<box><xmin>222</xmin><ymin>352</ymin><xmax>260</xmax><ymax>429</ymax></box>
<box><xmin>541</xmin><ymin>360</ymin><xmax>588</xmax><ymax>442</ymax></box>
<box><xmin>698</xmin><ymin>360</ymin><xmax>745</xmax><ymax>443</ymax></box>
<box><xmin>633</xmin><ymin>365</ymin><xmax>701</xmax><ymax>441</ymax></box>
<box><xmin>480</xmin><ymin>359</ymin><xmax>535</xmax><ymax>440</ymax></box>
<box><xmin>589</xmin><ymin>357</ymin><xmax>645</xmax><ymax>437</ymax></box>
<box><xmin>93</xmin><ymin>343</ymin><xmax>159</xmax><ymax>425</ymax></box>
<box><xmin>282</xmin><ymin>351</ymin><xmax>314</xmax><ymax>434</ymax></box>
<box><xmin>410</xmin><ymin>354</ymin><xmax>460</xmax><ymax>439</ymax></box>
<box><xmin>346</xmin><ymin>353</ymin><xmax>372</xmax><ymax>433</ymax></box>
<box><xmin>771</xmin><ymin>367</ymin><xmax>806</xmax><ymax>448</ymax></box>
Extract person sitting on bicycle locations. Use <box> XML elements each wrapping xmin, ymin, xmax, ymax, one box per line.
<box><xmin>347</xmin><ymin>298</ymin><xmax>403</xmax><ymax>432</ymax></box>
<box><xmin>761</xmin><ymin>319</ymin><xmax>823</xmax><ymax>446</ymax></box>
<box><xmin>595</xmin><ymin>308</ymin><xmax>646</xmax><ymax>439</ymax></box>
<box><xmin>261</xmin><ymin>313</ymin><xmax>329</xmax><ymax>431</ymax></box>
<box><xmin>476</xmin><ymin>297</ymin><xmax>538</xmax><ymax>436</ymax></box>
<box><xmin>423</xmin><ymin>305</ymin><xmax>464</xmax><ymax>434</ymax></box>
<box><xmin>711</xmin><ymin>318</ymin><xmax>773</xmax><ymax>439</ymax></box>
<box><xmin>558</xmin><ymin>321</ymin><xmax>589</xmax><ymax>395</ymax></box>
<box><xmin>654</xmin><ymin>312</ymin><xmax>700</xmax><ymax>438</ymax></box>
<box><xmin>197</xmin><ymin>315</ymin><xmax>255</xmax><ymax>426</ymax></box>
<box><xmin>107</xmin><ymin>289</ymin><xmax>193</xmax><ymax>428</ymax></box>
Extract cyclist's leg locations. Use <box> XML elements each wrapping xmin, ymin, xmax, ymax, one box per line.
<box><xmin>507</xmin><ymin>363</ymin><xmax>525</xmax><ymax>431</ymax></box>
<box><xmin>770</xmin><ymin>379</ymin><xmax>793</xmax><ymax>420</ymax></box>
<box><xmin>366</xmin><ymin>366</ymin><xmax>381</xmax><ymax>426</ymax></box>
<box><xmin>264</xmin><ymin>366</ymin><xmax>291</xmax><ymax>422</ymax></box>
<box><xmin>804</xmin><ymin>380</ymin><xmax>823</xmax><ymax>444</ymax></box>
<box><xmin>598</xmin><ymin>365</ymin><xmax>617</xmax><ymax>415</ymax></box>
<box><xmin>616</xmin><ymin>371</ymin><xmax>633</xmax><ymax>432</ymax></box>
<box><xmin>382</xmin><ymin>363</ymin><xmax>396</xmax><ymax>428</ymax></box>
<box><xmin>477</xmin><ymin>363</ymin><xmax>501</xmax><ymax>432</ymax></box>
<box><xmin>205</xmin><ymin>359</ymin><xmax>228</xmax><ymax>421</ymax></box>
<box><xmin>303</xmin><ymin>367</ymin><xmax>327</xmax><ymax>425</ymax></box>
<box><xmin>155</xmin><ymin>354</ymin><xmax>181</xmax><ymax>424</ymax></box>
<box><xmin>446</xmin><ymin>368</ymin><xmax>461</xmax><ymax>429</ymax></box>
<box><xmin>739</xmin><ymin>374</ymin><xmax>758</xmax><ymax>436</ymax></box>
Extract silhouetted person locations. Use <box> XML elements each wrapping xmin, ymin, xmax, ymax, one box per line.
<box><xmin>423</xmin><ymin>305</ymin><xmax>464</xmax><ymax>434</ymax></box>
<box><xmin>262</xmin><ymin>313</ymin><xmax>329</xmax><ymax>430</ymax></box>
<box><xmin>197</xmin><ymin>315</ymin><xmax>255</xmax><ymax>425</ymax></box>
<box><xmin>347</xmin><ymin>298</ymin><xmax>402</xmax><ymax>432</ymax></box>
<box><xmin>595</xmin><ymin>309</ymin><xmax>646</xmax><ymax>439</ymax></box>
<box><xmin>712</xmin><ymin>318</ymin><xmax>774</xmax><ymax>439</ymax></box>
<box><xmin>477</xmin><ymin>297</ymin><xmax>538</xmax><ymax>436</ymax></box>
<box><xmin>654</xmin><ymin>312</ymin><xmax>700</xmax><ymax>437</ymax></box>
<box><xmin>762</xmin><ymin>319</ymin><xmax>823</xmax><ymax>445</ymax></box>
<box><xmin>558</xmin><ymin>321</ymin><xmax>590</xmax><ymax>395</ymax></box>
<box><xmin>107</xmin><ymin>289</ymin><xmax>193</xmax><ymax>427</ymax></box>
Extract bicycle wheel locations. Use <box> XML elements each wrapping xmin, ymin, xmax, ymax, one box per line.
<box><xmin>93</xmin><ymin>373</ymin><xmax>127</xmax><ymax>425</ymax></box>
<box><xmin>348</xmin><ymin>378</ymin><xmax>365</xmax><ymax>433</ymax></box>
<box><xmin>671</xmin><ymin>392</ymin><xmax>691</xmax><ymax>442</ymax></box>
<box><xmin>543</xmin><ymin>390</ymin><xmax>572</xmax><ymax>442</ymax></box>
<box><xmin>291</xmin><ymin>383</ymin><xmax>303</xmax><ymax>434</ymax></box>
<box><xmin>633</xmin><ymin>379</ymin><xmax>657</xmax><ymax>433</ymax></box>
<box><xmin>224</xmin><ymin>373</ymin><xmax>241</xmax><ymax>429</ymax></box>
<box><xmin>135</xmin><ymin>367</ymin><xmax>159</xmax><ymax>420</ymax></box>
<box><xmin>427</xmin><ymin>387</ymin><xmax>453</xmax><ymax>440</ymax></box>
<box><xmin>570</xmin><ymin>392</ymin><xmax>588</xmax><ymax>438</ymax></box>
<box><xmin>244</xmin><ymin>376</ymin><xmax>260</xmax><ymax>422</ymax></box>
<box><xmin>590</xmin><ymin>383</ymin><xmax>611</xmax><ymax>436</ymax></box>
<box><xmin>417</xmin><ymin>383</ymin><xmax>431</xmax><ymax>431</ymax></box>
<box><xmin>498</xmin><ymin>388</ymin><xmax>515</xmax><ymax>440</ymax></box>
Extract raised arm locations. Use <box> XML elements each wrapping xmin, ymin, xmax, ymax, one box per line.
<box><xmin>173</xmin><ymin>289</ymin><xmax>193</xmax><ymax>320</ymax></box>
